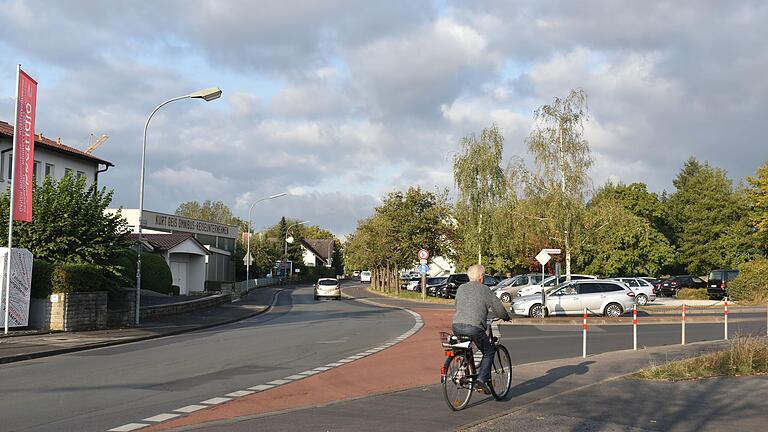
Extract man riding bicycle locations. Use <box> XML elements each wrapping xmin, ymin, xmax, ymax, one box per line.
<box><xmin>452</xmin><ymin>264</ymin><xmax>511</xmax><ymax>394</ymax></box>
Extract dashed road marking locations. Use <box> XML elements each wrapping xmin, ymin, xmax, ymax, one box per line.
<box><xmin>326</xmin><ymin>362</ymin><xmax>343</xmax><ymax>367</ymax></box>
<box><xmin>143</xmin><ymin>413</ymin><xmax>180</xmax><ymax>422</ymax></box>
<box><xmin>226</xmin><ymin>390</ymin><xmax>255</xmax><ymax>397</ymax></box>
<box><xmin>174</xmin><ymin>405</ymin><xmax>207</xmax><ymax>413</ymax></box>
<box><xmin>284</xmin><ymin>374</ymin><xmax>306</xmax><ymax>380</ymax></box>
<box><xmin>201</xmin><ymin>397</ymin><xmax>231</xmax><ymax>405</ymax></box>
<box><xmin>108</xmin><ymin>424</ymin><xmax>149</xmax><ymax>432</ymax></box>
<box><xmin>248</xmin><ymin>384</ymin><xmax>274</xmax><ymax>391</ymax></box>
<box><xmin>313</xmin><ymin>366</ymin><xmax>332</xmax><ymax>371</ymax></box>
<box><xmin>299</xmin><ymin>370</ymin><xmax>320</xmax><ymax>375</ymax></box>
<box><xmin>267</xmin><ymin>379</ymin><xmax>291</xmax><ymax>385</ymax></box>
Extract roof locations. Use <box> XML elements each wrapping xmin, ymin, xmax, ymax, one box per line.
<box><xmin>301</xmin><ymin>238</ymin><xmax>334</xmax><ymax>263</ymax></box>
<box><xmin>0</xmin><ymin>120</ymin><xmax>114</xmax><ymax>166</ymax></box>
<box><xmin>129</xmin><ymin>232</ymin><xmax>209</xmax><ymax>253</ymax></box>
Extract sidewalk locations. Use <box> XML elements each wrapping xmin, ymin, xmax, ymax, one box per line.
<box><xmin>0</xmin><ymin>286</ymin><xmax>285</xmax><ymax>364</ymax></box>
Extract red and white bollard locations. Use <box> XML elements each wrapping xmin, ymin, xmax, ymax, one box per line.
<box><xmin>582</xmin><ymin>308</ymin><xmax>588</xmax><ymax>358</ymax></box>
<box><xmin>724</xmin><ymin>298</ymin><xmax>729</xmax><ymax>340</ymax></box>
<box><xmin>633</xmin><ymin>304</ymin><xmax>638</xmax><ymax>351</ymax></box>
<box><xmin>681</xmin><ymin>304</ymin><xmax>686</xmax><ymax>345</ymax></box>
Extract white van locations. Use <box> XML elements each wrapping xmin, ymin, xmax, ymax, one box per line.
<box><xmin>360</xmin><ymin>271</ymin><xmax>372</xmax><ymax>283</ymax></box>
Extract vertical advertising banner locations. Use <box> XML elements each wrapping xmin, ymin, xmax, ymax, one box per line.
<box><xmin>13</xmin><ymin>69</ymin><xmax>37</xmax><ymax>222</ymax></box>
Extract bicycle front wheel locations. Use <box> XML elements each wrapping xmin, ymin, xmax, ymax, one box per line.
<box><xmin>489</xmin><ymin>344</ymin><xmax>512</xmax><ymax>400</ymax></box>
<box><xmin>442</xmin><ymin>354</ymin><xmax>473</xmax><ymax>410</ymax></box>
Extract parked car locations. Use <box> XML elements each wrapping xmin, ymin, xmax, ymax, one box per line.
<box><xmin>658</xmin><ymin>275</ymin><xmax>706</xmax><ymax>297</ymax></box>
<box><xmin>612</xmin><ymin>277</ymin><xmax>657</xmax><ymax>306</ymax></box>
<box><xmin>352</xmin><ymin>271</ymin><xmax>360</xmax><ymax>278</ymax></box>
<box><xmin>436</xmin><ymin>274</ymin><xmax>498</xmax><ymax>298</ymax></box>
<box><xmin>493</xmin><ymin>273</ymin><xmax>550</xmax><ymax>303</ymax></box>
<box><xmin>359</xmin><ymin>271</ymin><xmax>372</xmax><ymax>283</ymax></box>
<box><xmin>405</xmin><ymin>277</ymin><xmax>422</xmax><ymax>291</ymax></box>
<box><xmin>706</xmin><ymin>269</ymin><xmax>739</xmax><ymax>300</ymax></box>
<box><xmin>314</xmin><ymin>278</ymin><xmax>341</xmax><ymax>300</ymax></box>
<box><xmin>517</xmin><ymin>274</ymin><xmax>597</xmax><ymax>297</ymax></box>
<box><xmin>511</xmin><ymin>280</ymin><xmax>635</xmax><ymax>318</ymax></box>
<box><xmin>426</xmin><ymin>277</ymin><xmax>448</xmax><ymax>296</ymax></box>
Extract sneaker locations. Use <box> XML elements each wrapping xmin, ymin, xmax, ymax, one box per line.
<box><xmin>475</xmin><ymin>380</ymin><xmax>492</xmax><ymax>394</ymax></box>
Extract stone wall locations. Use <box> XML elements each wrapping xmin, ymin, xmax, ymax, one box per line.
<box><xmin>140</xmin><ymin>293</ymin><xmax>230</xmax><ymax>320</ymax></box>
<box><xmin>48</xmin><ymin>292</ymin><xmax>108</xmax><ymax>331</ymax></box>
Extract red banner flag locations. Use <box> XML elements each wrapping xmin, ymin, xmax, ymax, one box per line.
<box><xmin>12</xmin><ymin>68</ymin><xmax>37</xmax><ymax>222</ymax></box>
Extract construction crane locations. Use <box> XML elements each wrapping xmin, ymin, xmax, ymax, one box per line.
<box><xmin>85</xmin><ymin>134</ymin><xmax>109</xmax><ymax>154</ymax></box>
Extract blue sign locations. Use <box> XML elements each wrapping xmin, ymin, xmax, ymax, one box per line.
<box><xmin>419</xmin><ymin>263</ymin><xmax>429</xmax><ymax>274</ymax></box>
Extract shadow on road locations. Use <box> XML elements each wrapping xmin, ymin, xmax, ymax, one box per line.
<box><xmin>508</xmin><ymin>361</ymin><xmax>595</xmax><ymax>400</ymax></box>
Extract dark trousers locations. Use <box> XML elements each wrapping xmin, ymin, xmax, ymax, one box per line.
<box><xmin>452</xmin><ymin>323</ymin><xmax>495</xmax><ymax>382</ymax></box>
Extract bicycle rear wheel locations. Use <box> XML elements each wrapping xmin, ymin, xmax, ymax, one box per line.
<box><xmin>489</xmin><ymin>344</ymin><xmax>512</xmax><ymax>400</ymax></box>
<box><xmin>441</xmin><ymin>354</ymin><xmax>473</xmax><ymax>410</ymax></box>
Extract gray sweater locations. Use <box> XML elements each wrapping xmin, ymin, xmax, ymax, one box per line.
<box><xmin>453</xmin><ymin>281</ymin><xmax>510</xmax><ymax>329</ymax></box>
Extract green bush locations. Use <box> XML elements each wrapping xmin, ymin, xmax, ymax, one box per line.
<box><xmin>112</xmin><ymin>247</ymin><xmax>138</xmax><ymax>287</ymax></box>
<box><xmin>140</xmin><ymin>253</ymin><xmax>173</xmax><ymax>295</ymax></box>
<box><xmin>31</xmin><ymin>260</ymin><xmax>54</xmax><ymax>298</ymax></box>
<box><xmin>51</xmin><ymin>263</ymin><xmax>108</xmax><ymax>293</ymax></box>
<box><xmin>728</xmin><ymin>258</ymin><xmax>768</xmax><ymax>303</ymax></box>
<box><xmin>676</xmin><ymin>288</ymin><xmax>709</xmax><ymax>300</ymax></box>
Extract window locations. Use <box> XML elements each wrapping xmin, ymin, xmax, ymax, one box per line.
<box><xmin>625</xmin><ymin>279</ymin><xmax>639</xmax><ymax>287</ymax></box>
<box><xmin>553</xmin><ymin>285</ymin><xmax>577</xmax><ymax>296</ymax></box>
<box><xmin>600</xmin><ymin>283</ymin><xmax>625</xmax><ymax>292</ymax></box>
<box><xmin>33</xmin><ymin>160</ymin><xmax>40</xmax><ymax>184</ymax></box>
<box><xmin>76</xmin><ymin>170</ymin><xmax>86</xmax><ymax>179</ymax></box>
<box><xmin>65</xmin><ymin>168</ymin><xmax>73</xmax><ymax>177</ymax></box>
<box><xmin>578</xmin><ymin>283</ymin><xmax>603</xmax><ymax>294</ymax></box>
<box><xmin>454</xmin><ymin>274</ymin><xmax>469</xmax><ymax>284</ymax></box>
<box><xmin>45</xmin><ymin>163</ymin><xmax>55</xmax><ymax>178</ymax></box>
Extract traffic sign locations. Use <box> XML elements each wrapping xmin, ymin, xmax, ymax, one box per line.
<box><xmin>535</xmin><ymin>250</ymin><xmax>552</xmax><ymax>266</ymax></box>
<box><xmin>243</xmin><ymin>252</ymin><xmax>254</xmax><ymax>265</ymax></box>
<box><xmin>418</xmin><ymin>249</ymin><xmax>429</xmax><ymax>260</ymax></box>
<box><xmin>543</xmin><ymin>248</ymin><xmax>561</xmax><ymax>255</ymax></box>
<box><xmin>419</xmin><ymin>259</ymin><xmax>428</xmax><ymax>265</ymax></box>
<box><xmin>418</xmin><ymin>263</ymin><xmax>429</xmax><ymax>274</ymax></box>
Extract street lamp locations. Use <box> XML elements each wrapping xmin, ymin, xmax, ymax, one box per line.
<box><xmin>246</xmin><ymin>192</ymin><xmax>287</xmax><ymax>287</ymax></box>
<box><xmin>283</xmin><ymin>220</ymin><xmax>309</xmax><ymax>280</ymax></box>
<box><xmin>135</xmin><ymin>87</ymin><xmax>222</xmax><ymax>326</ymax></box>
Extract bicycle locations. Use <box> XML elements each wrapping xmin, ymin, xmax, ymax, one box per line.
<box><xmin>439</xmin><ymin>319</ymin><xmax>512</xmax><ymax>411</ymax></box>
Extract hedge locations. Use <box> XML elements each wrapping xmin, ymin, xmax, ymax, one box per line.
<box><xmin>31</xmin><ymin>260</ymin><xmax>54</xmax><ymax>298</ymax></box>
<box><xmin>51</xmin><ymin>263</ymin><xmax>108</xmax><ymax>293</ymax></box>
<box><xmin>112</xmin><ymin>247</ymin><xmax>138</xmax><ymax>287</ymax></box>
<box><xmin>676</xmin><ymin>288</ymin><xmax>709</xmax><ymax>300</ymax></box>
<box><xmin>140</xmin><ymin>253</ymin><xmax>173</xmax><ymax>295</ymax></box>
<box><xmin>728</xmin><ymin>258</ymin><xmax>768</xmax><ymax>303</ymax></box>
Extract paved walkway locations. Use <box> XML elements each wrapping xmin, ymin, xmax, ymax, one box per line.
<box><xmin>0</xmin><ymin>286</ymin><xmax>284</xmax><ymax>364</ymax></box>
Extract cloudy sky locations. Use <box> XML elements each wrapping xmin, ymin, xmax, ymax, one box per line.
<box><xmin>0</xmin><ymin>1</ymin><xmax>765</xmax><ymax>236</ymax></box>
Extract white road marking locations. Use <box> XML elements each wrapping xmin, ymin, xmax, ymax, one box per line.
<box><xmin>313</xmin><ymin>366</ymin><xmax>333</xmax><ymax>371</ymax></box>
<box><xmin>108</xmin><ymin>424</ymin><xmax>149</xmax><ymax>432</ymax></box>
<box><xmin>337</xmin><ymin>358</ymin><xmax>354</xmax><ymax>363</ymax></box>
<box><xmin>267</xmin><ymin>379</ymin><xmax>291</xmax><ymax>385</ymax></box>
<box><xmin>248</xmin><ymin>384</ymin><xmax>275</xmax><ymax>391</ymax></box>
<box><xmin>325</xmin><ymin>362</ymin><xmax>343</xmax><ymax>367</ymax></box>
<box><xmin>174</xmin><ymin>405</ymin><xmax>208</xmax><ymax>413</ymax></box>
<box><xmin>143</xmin><ymin>413</ymin><xmax>180</xmax><ymax>422</ymax></box>
<box><xmin>201</xmin><ymin>397</ymin><xmax>232</xmax><ymax>405</ymax></box>
<box><xmin>284</xmin><ymin>374</ymin><xmax>306</xmax><ymax>380</ymax></box>
<box><xmin>226</xmin><ymin>390</ymin><xmax>255</xmax><ymax>397</ymax></box>
<box><xmin>299</xmin><ymin>370</ymin><xmax>320</xmax><ymax>375</ymax></box>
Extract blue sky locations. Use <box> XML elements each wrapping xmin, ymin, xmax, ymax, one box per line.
<box><xmin>0</xmin><ymin>0</ymin><xmax>766</xmax><ymax>236</ymax></box>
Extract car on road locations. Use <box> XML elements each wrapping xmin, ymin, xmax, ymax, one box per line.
<box><xmin>359</xmin><ymin>271</ymin><xmax>371</xmax><ymax>283</ymax></box>
<box><xmin>493</xmin><ymin>273</ymin><xmax>549</xmax><ymax>303</ymax></box>
<box><xmin>511</xmin><ymin>280</ymin><xmax>636</xmax><ymax>318</ymax></box>
<box><xmin>658</xmin><ymin>275</ymin><xmax>706</xmax><ymax>297</ymax></box>
<box><xmin>517</xmin><ymin>274</ymin><xmax>597</xmax><ymax>297</ymax></box>
<box><xmin>352</xmin><ymin>271</ymin><xmax>360</xmax><ymax>278</ymax></box>
<box><xmin>436</xmin><ymin>274</ymin><xmax>498</xmax><ymax>298</ymax></box>
<box><xmin>314</xmin><ymin>278</ymin><xmax>341</xmax><ymax>300</ymax></box>
<box><xmin>612</xmin><ymin>277</ymin><xmax>657</xmax><ymax>306</ymax></box>
<box><xmin>706</xmin><ymin>269</ymin><xmax>739</xmax><ymax>300</ymax></box>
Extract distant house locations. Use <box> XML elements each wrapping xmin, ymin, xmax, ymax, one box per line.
<box><xmin>0</xmin><ymin>120</ymin><xmax>114</xmax><ymax>186</ymax></box>
<box><xmin>129</xmin><ymin>232</ymin><xmax>209</xmax><ymax>295</ymax></box>
<box><xmin>301</xmin><ymin>238</ymin><xmax>334</xmax><ymax>268</ymax></box>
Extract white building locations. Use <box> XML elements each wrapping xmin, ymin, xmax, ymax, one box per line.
<box><xmin>301</xmin><ymin>238</ymin><xmax>334</xmax><ymax>268</ymax></box>
<box><xmin>128</xmin><ymin>232</ymin><xmax>209</xmax><ymax>295</ymax></box>
<box><xmin>0</xmin><ymin>120</ymin><xmax>114</xmax><ymax>186</ymax></box>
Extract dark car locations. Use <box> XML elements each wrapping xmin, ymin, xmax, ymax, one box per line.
<box><xmin>706</xmin><ymin>269</ymin><xmax>739</xmax><ymax>300</ymax></box>
<box><xmin>438</xmin><ymin>274</ymin><xmax>498</xmax><ymax>299</ymax></box>
<box><xmin>425</xmin><ymin>277</ymin><xmax>448</xmax><ymax>296</ymax></box>
<box><xmin>658</xmin><ymin>275</ymin><xmax>706</xmax><ymax>297</ymax></box>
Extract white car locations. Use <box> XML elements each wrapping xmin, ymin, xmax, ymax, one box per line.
<box><xmin>314</xmin><ymin>278</ymin><xmax>341</xmax><ymax>300</ymax></box>
<box><xmin>511</xmin><ymin>280</ymin><xmax>636</xmax><ymax>318</ymax></box>
<box><xmin>359</xmin><ymin>271</ymin><xmax>371</xmax><ymax>283</ymax></box>
<box><xmin>517</xmin><ymin>274</ymin><xmax>597</xmax><ymax>297</ymax></box>
<box><xmin>612</xmin><ymin>277</ymin><xmax>657</xmax><ymax>306</ymax></box>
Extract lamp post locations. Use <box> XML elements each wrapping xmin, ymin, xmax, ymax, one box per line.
<box><xmin>135</xmin><ymin>87</ymin><xmax>222</xmax><ymax>326</ymax></box>
<box><xmin>246</xmin><ymin>193</ymin><xmax>287</xmax><ymax>288</ymax></box>
<box><xmin>283</xmin><ymin>220</ymin><xmax>309</xmax><ymax>280</ymax></box>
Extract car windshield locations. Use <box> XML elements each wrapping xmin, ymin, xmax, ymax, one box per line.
<box><xmin>496</xmin><ymin>278</ymin><xmax>515</xmax><ymax>288</ymax></box>
<box><xmin>427</xmin><ymin>277</ymin><xmax>446</xmax><ymax>285</ymax></box>
<box><xmin>318</xmin><ymin>280</ymin><xmax>338</xmax><ymax>286</ymax></box>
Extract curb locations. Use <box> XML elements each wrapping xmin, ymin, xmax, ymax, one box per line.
<box><xmin>0</xmin><ymin>288</ymin><xmax>284</xmax><ymax>365</ymax></box>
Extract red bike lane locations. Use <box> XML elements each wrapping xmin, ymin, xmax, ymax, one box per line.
<box><xmin>151</xmin><ymin>306</ymin><xmax>452</xmax><ymax>431</ymax></box>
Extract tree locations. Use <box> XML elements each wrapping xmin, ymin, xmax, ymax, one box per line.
<box><xmin>175</xmin><ymin>200</ymin><xmax>246</xmax><ymax>230</ymax></box>
<box><xmin>667</xmin><ymin>157</ymin><xmax>756</xmax><ymax>275</ymax></box>
<box><xmin>746</xmin><ymin>160</ymin><xmax>768</xmax><ymax>255</ymax></box>
<box><xmin>0</xmin><ymin>174</ymin><xmax>129</xmax><ymax>278</ymax></box>
<box><xmin>525</xmin><ymin>88</ymin><xmax>592</xmax><ymax>279</ymax></box>
<box><xmin>452</xmin><ymin>123</ymin><xmax>508</xmax><ymax>270</ymax></box>
<box><xmin>593</xmin><ymin>182</ymin><xmax>674</xmax><ymax>243</ymax></box>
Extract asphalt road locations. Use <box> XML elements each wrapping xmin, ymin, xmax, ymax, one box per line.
<box><xmin>0</xmin><ymin>285</ymin><xmax>414</xmax><ymax>432</ymax></box>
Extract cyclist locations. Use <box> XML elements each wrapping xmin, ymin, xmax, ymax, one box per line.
<box><xmin>452</xmin><ymin>263</ymin><xmax>511</xmax><ymax>394</ymax></box>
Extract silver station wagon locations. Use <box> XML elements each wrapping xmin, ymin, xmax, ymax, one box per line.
<box><xmin>511</xmin><ymin>280</ymin><xmax>636</xmax><ymax>318</ymax></box>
